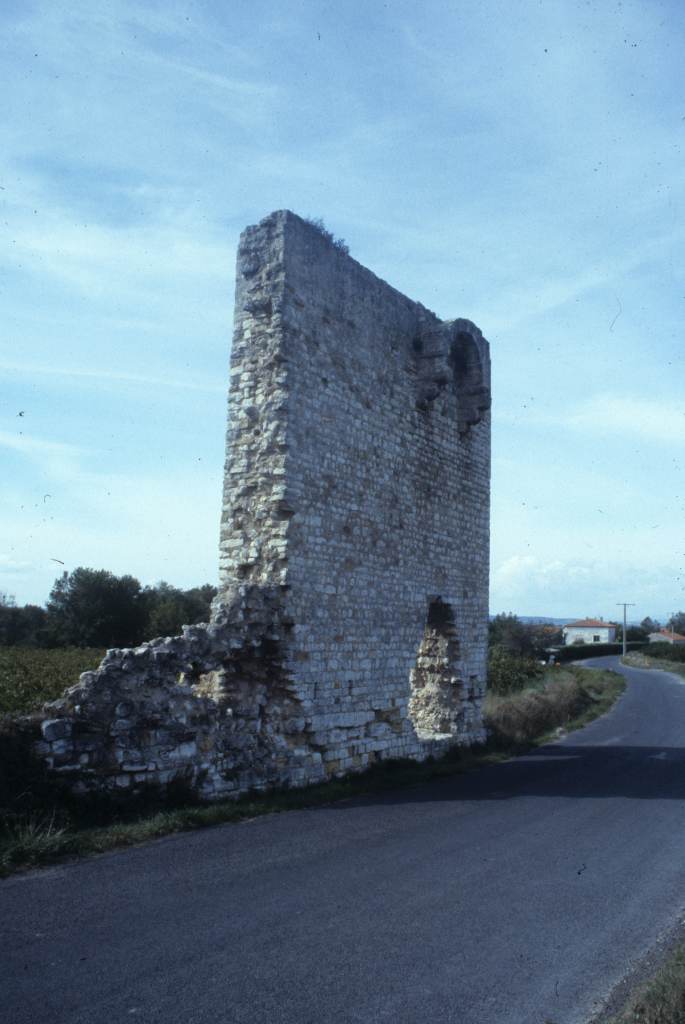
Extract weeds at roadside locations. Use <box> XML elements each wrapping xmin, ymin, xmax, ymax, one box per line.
<box><xmin>623</xmin><ymin>651</ymin><xmax>685</xmax><ymax>682</ymax></box>
<box><xmin>606</xmin><ymin>945</ymin><xmax>685</xmax><ymax>1024</ymax></box>
<box><xmin>484</xmin><ymin>666</ymin><xmax>623</xmax><ymax>747</ymax></box>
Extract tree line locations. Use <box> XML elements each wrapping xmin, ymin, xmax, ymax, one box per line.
<box><xmin>486</xmin><ymin>612</ymin><xmax>685</xmax><ymax>696</ymax></box>
<box><xmin>0</xmin><ymin>569</ymin><xmax>217</xmax><ymax>649</ymax></box>
<box><xmin>488</xmin><ymin>612</ymin><xmax>684</xmax><ymax>659</ymax></box>
<box><xmin>4</xmin><ymin>581</ymin><xmax>682</xmax><ymax>655</ymax></box>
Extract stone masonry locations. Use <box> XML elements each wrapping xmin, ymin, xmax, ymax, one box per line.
<box><xmin>32</xmin><ymin>211</ymin><xmax>491</xmax><ymax>800</ymax></box>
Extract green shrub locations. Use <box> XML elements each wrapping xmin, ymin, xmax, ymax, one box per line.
<box><xmin>642</xmin><ymin>642</ymin><xmax>685</xmax><ymax>663</ymax></box>
<box><xmin>484</xmin><ymin>666</ymin><xmax>622</xmax><ymax>746</ymax></box>
<box><xmin>554</xmin><ymin>641</ymin><xmax>646</xmax><ymax>663</ymax></box>
<box><xmin>488</xmin><ymin>648</ymin><xmax>544</xmax><ymax>695</ymax></box>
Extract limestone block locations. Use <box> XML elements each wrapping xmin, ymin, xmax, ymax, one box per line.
<box><xmin>41</xmin><ymin>719</ymin><xmax>72</xmax><ymax>742</ymax></box>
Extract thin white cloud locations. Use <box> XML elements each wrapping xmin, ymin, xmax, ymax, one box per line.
<box><xmin>141</xmin><ymin>53</ymin><xmax>280</xmax><ymax>103</ymax></box>
<box><xmin>8</xmin><ymin>215</ymin><xmax>232</xmax><ymax>298</ymax></box>
<box><xmin>491</xmin><ymin>554</ymin><xmax>679</xmax><ymax>620</ymax></box>
<box><xmin>0</xmin><ymin>430</ymin><xmax>89</xmax><ymax>460</ymax></box>
<box><xmin>506</xmin><ymin>393</ymin><xmax>685</xmax><ymax>446</ymax></box>
<box><xmin>0</xmin><ymin>361</ymin><xmax>224</xmax><ymax>394</ymax></box>
<box><xmin>0</xmin><ymin>462</ymin><xmax>222</xmax><ymax>604</ymax></box>
<box><xmin>0</xmin><ymin>430</ymin><xmax>93</xmax><ymax>483</ymax></box>
<box><xmin>0</xmin><ymin>556</ymin><xmax>33</xmax><ymax>575</ymax></box>
<box><xmin>494</xmin><ymin>555</ymin><xmax>593</xmax><ymax>591</ymax></box>
<box><xmin>567</xmin><ymin>395</ymin><xmax>685</xmax><ymax>444</ymax></box>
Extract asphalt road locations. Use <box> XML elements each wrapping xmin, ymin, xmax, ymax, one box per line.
<box><xmin>4</xmin><ymin>656</ymin><xmax>685</xmax><ymax>1024</ymax></box>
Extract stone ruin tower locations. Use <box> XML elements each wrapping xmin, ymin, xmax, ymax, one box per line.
<box><xmin>216</xmin><ymin>210</ymin><xmax>491</xmax><ymax>775</ymax></box>
<box><xmin>33</xmin><ymin>210</ymin><xmax>491</xmax><ymax>799</ymax></box>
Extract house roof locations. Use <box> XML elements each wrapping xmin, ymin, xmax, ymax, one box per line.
<box><xmin>654</xmin><ymin>628</ymin><xmax>685</xmax><ymax>641</ymax></box>
<box><xmin>563</xmin><ymin>619</ymin><xmax>617</xmax><ymax>630</ymax></box>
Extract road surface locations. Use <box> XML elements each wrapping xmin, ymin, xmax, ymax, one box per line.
<box><xmin>3</xmin><ymin>656</ymin><xmax>685</xmax><ymax>1024</ymax></box>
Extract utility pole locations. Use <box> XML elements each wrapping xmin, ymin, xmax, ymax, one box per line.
<box><xmin>616</xmin><ymin>602</ymin><xmax>636</xmax><ymax>657</ymax></box>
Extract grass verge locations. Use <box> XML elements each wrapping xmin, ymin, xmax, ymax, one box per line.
<box><xmin>0</xmin><ymin>665</ymin><xmax>624</xmax><ymax>878</ymax></box>
<box><xmin>605</xmin><ymin>945</ymin><xmax>685</xmax><ymax>1023</ymax></box>
<box><xmin>485</xmin><ymin>664</ymin><xmax>623</xmax><ymax>746</ymax></box>
<box><xmin>623</xmin><ymin>651</ymin><xmax>685</xmax><ymax>682</ymax></box>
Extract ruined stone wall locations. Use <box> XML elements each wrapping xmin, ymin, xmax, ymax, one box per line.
<box><xmin>219</xmin><ymin>211</ymin><xmax>491</xmax><ymax>776</ymax></box>
<box><xmin>29</xmin><ymin>210</ymin><xmax>491</xmax><ymax>800</ymax></box>
<box><xmin>34</xmin><ymin>587</ymin><xmax>325</xmax><ymax>798</ymax></box>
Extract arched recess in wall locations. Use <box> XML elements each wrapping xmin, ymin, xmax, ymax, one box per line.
<box><xmin>408</xmin><ymin>598</ymin><xmax>465</xmax><ymax>738</ymax></box>
<box><xmin>449</xmin><ymin>331</ymin><xmax>491</xmax><ymax>436</ymax></box>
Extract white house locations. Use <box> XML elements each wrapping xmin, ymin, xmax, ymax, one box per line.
<box><xmin>562</xmin><ymin>619</ymin><xmax>617</xmax><ymax>645</ymax></box>
<box><xmin>648</xmin><ymin>628</ymin><xmax>685</xmax><ymax>646</ymax></box>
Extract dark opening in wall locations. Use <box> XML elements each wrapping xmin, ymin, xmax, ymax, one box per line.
<box><xmin>408</xmin><ymin>598</ymin><xmax>465</xmax><ymax>737</ymax></box>
<box><xmin>414</xmin><ymin>325</ymin><xmax>490</xmax><ymax>432</ymax></box>
<box><xmin>450</xmin><ymin>332</ymin><xmax>490</xmax><ymax>435</ymax></box>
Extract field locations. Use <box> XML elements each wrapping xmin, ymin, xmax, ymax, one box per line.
<box><xmin>0</xmin><ymin>647</ymin><xmax>105</xmax><ymax>716</ymax></box>
<box><xmin>0</xmin><ymin>647</ymin><xmax>620</xmax><ymax>740</ymax></box>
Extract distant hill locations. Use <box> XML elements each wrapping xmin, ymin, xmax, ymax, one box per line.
<box><xmin>489</xmin><ymin>615</ymin><xmax>642</xmax><ymax>626</ymax></box>
<box><xmin>518</xmin><ymin>616</ymin><xmax>575</xmax><ymax>625</ymax></box>
<box><xmin>489</xmin><ymin>615</ymin><xmax>574</xmax><ymax>625</ymax></box>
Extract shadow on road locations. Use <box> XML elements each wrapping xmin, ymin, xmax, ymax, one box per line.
<box><xmin>325</xmin><ymin>743</ymin><xmax>685</xmax><ymax>808</ymax></box>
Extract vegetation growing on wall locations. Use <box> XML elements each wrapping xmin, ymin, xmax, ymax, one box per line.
<box><xmin>303</xmin><ymin>215</ymin><xmax>349</xmax><ymax>254</ymax></box>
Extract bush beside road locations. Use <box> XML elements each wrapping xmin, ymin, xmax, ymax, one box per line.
<box><xmin>622</xmin><ymin>647</ymin><xmax>685</xmax><ymax>682</ymax></box>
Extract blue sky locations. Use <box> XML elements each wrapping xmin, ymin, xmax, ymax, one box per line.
<box><xmin>1</xmin><ymin>0</ymin><xmax>683</xmax><ymax>620</ymax></box>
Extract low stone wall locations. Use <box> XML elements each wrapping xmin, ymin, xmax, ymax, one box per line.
<box><xmin>32</xmin><ymin>585</ymin><xmax>477</xmax><ymax>802</ymax></box>
<box><xmin>34</xmin><ymin>586</ymin><xmax>324</xmax><ymax>800</ymax></box>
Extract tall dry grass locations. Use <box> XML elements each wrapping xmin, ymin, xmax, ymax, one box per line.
<box><xmin>484</xmin><ymin>666</ymin><xmax>620</xmax><ymax>746</ymax></box>
<box><xmin>607</xmin><ymin>946</ymin><xmax>685</xmax><ymax>1024</ymax></box>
